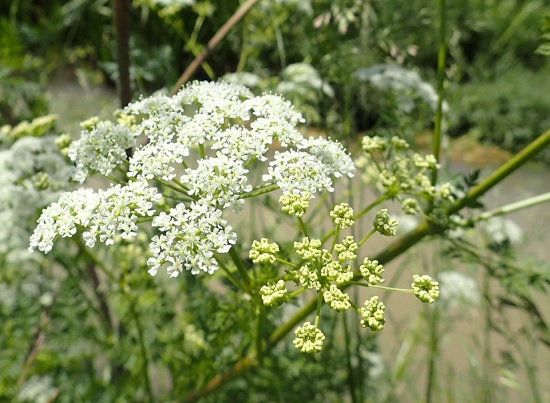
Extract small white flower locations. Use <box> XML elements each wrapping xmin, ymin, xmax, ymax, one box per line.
<box><xmin>180</xmin><ymin>154</ymin><xmax>252</xmax><ymax>211</ymax></box>
<box><xmin>438</xmin><ymin>271</ymin><xmax>480</xmax><ymax>310</ymax></box>
<box><xmin>306</xmin><ymin>136</ymin><xmax>355</xmax><ymax>179</ymax></box>
<box><xmin>129</xmin><ymin>140</ymin><xmax>189</xmax><ymax>181</ymax></box>
<box><xmin>483</xmin><ymin>217</ymin><xmax>523</xmax><ymax>245</ymax></box>
<box><xmin>148</xmin><ymin>200</ymin><xmax>237</xmax><ymax>276</ymax></box>
<box><xmin>68</xmin><ymin>121</ymin><xmax>138</xmax><ymax>182</ymax></box>
<box><xmin>263</xmin><ymin>150</ymin><xmax>334</xmax><ymax>196</ymax></box>
<box><xmin>29</xmin><ymin>188</ymin><xmax>99</xmax><ymax>253</ymax></box>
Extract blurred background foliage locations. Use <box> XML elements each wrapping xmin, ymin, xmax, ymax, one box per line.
<box><xmin>1</xmin><ymin>0</ymin><xmax>550</xmax><ymax>401</ymax></box>
<box><xmin>2</xmin><ymin>0</ymin><xmax>549</xmax><ymax>149</ymax></box>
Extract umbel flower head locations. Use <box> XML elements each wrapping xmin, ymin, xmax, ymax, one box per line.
<box><xmin>29</xmin><ymin>81</ymin><xmax>355</xmax><ymax>277</ymax></box>
<box><xmin>412</xmin><ymin>274</ymin><xmax>440</xmax><ymax>303</ymax></box>
<box><xmin>293</xmin><ymin>322</ymin><xmax>325</xmax><ymax>353</ymax></box>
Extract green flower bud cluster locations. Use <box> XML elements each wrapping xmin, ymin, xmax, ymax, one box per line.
<box><xmin>357</xmin><ymin>134</ymin><xmax>457</xmax><ymax>220</ymax></box>
<box><xmin>280</xmin><ymin>192</ymin><xmax>311</xmax><ymax>217</ymax></box>
<box><xmin>32</xmin><ymin>172</ymin><xmax>49</xmax><ymax>190</ymax></box>
<box><xmin>55</xmin><ymin>133</ymin><xmax>71</xmax><ymax>151</ymax></box>
<box><xmin>249</xmin><ymin>238</ymin><xmax>280</xmax><ymax>264</ymax></box>
<box><xmin>334</xmin><ymin>236</ymin><xmax>358</xmax><ymax>263</ymax></box>
<box><xmin>412</xmin><ymin>274</ymin><xmax>440</xmax><ymax>303</ymax></box>
<box><xmin>362</xmin><ymin>135</ymin><xmax>387</xmax><ymax>153</ymax></box>
<box><xmin>360</xmin><ymin>258</ymin><xmax>384</xmax><ymax>285</ymax></box>
<box><xmin>359</xmin><ymin>296</ymin><xmax>386</xmax><ymax>331</ymax></box>
<box><xmin>293</xmin><ymin>322</ymin><xmax>325</xmax><ymax>353</ymax></box>
<box><xmin>80</xmin><ymin>116</ymin><xmax>101</xmax><ymax>131</ymax></box>
<box><xmin>413</xmin><ymin>153</ymin><xmax>439</xmax><ymax>170</ymax></box>
<box><xmin>260</xmin><ymin>280</ymin><xmax>288</xmax><ymax>307</ymax></box>
<box><xmin>294</xmin><ymin>237</ymin><xmax>323</xmax><ymax>260</ymax></box>
<box><xmin>1</xmin><ymin>114</ymin><xmax>57</xmax><ymax>143</ymax></box>
<box><xmin>250</xmin><ymin>196</ymin><xmax>443</xmax><ymax>353</ymax></box>
<box><xmin>322</xmin><ymin>260</ymin><xmax>353</xmax><ymax>285</ymax></box>
<box><xmin>391</xmin><ymin>136</ymin><xmax>409</xmax><ymax>150</ymax></box>
<box><xmin>436</xmin><ymin>183</ymin><xmax>454</xmax><ymax>202</ymax></box>
<box><xmin>297</xmin><ymin>262</ymin><xmax>322</xmax><ymax>290</ymax></box>
<box><xmin>373</xmin><ymin>209</ymin><xmax>398</xmax><ymax>236</ymax></box>
<box><xmin>323</xmin><ymin>284</ymin><xmax>351</xmax><ymax>311</ymax></box>
<box><xmin>401</xmin><ymin>198</ymin><xmax>419</xmax><ymax>215</ymax></box>
<box><xmin>330</xmin><ymin>203</ymin><xmax>355</xmax><ymax>229</ymax></box>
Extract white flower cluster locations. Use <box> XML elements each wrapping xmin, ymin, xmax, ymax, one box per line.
<box><xmin>147</xmin><ymin>201</ymin><xmax>236</xmax><ymax>276</ymax></box>
<box><xmin>1</xmin><ymin>135</ymin><xmax>71</xmax><ymax>254</ymax></box>
<box><xmin>30</xmin><ymin>81</ymin><xmax>355</xmax><ymax>277</ymax></box>
<box><xmin>29</xmin><ymin>180</ymin><xmax>161</xmax><ymax>253</ymax></box>
<box><xmin>69</xmin><ymin>119</ymin><xmax>138</xmax><ymax>183</ymax></box>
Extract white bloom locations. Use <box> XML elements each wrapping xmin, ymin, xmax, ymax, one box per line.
<box><xmin>210</xmin><ymin>125</ymin><xmax>270</xmax><ymax>162</ymax></box>
<box><xmin>129</xmin><ymin>140</ymin><xmax>189</xmax><ymax>181</ymax></box>
<box><xmin>180</xmin><ymin>154</ymin><xmax>252</xmax><ymax>211</ymax></box>
<box><xmin>29</xmin><ymin>188</ymin><xmax>99</xmax><ymax>253</ymax></box>
<box><xmin>263</xmin><ymin>150</ymin><xmax>336</xmax><ymax>196</ymax></box>
<box><xmin>29</xmin><ymin>180</ymin><xmax>161</xmax><ymax>252</ymax></box>
<box><xmin>305</xmin><ymin>136</ymin><xmax>355</xmax><ymax>178</ymax></box>
<box><xmin>483</xmin><ymin>217</ymin><xmax>523</xmax><ymax>245</ymax></box>
<box><xmin>244</xmin><ymin>94</ymin><xmax>306</xmax><ymax>147</ymax></box>
<box><xmin>438</xmin><ymin>271</ymin><xmax>480</xmax><ymax>310</ymax></box>
<box><xmin>68</xmin><ymin>121</ymin><xmax>138</xmax><ymax>182</ymax></box>
<box><xmin>28</xmin><ymin>80</ymin><xmax>359</xmax><ymax>281</ymax></box>
<box><xmin>147</xmin><ymin>201</ymin><xmax>237</xmax><ymax>276</ymax></box>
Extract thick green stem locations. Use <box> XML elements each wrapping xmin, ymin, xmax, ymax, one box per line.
<box><xmin>450</xmin><ymin>128</ymin><xmax>550</xmax><ymax>215</ymax></box>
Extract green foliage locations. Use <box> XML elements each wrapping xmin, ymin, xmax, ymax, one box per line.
<box><xmin>536</xmin><ymin>13</ymin><xmax>550</xmax><ymax>57</ymax></box>
<box><xmin>450</xmin><ymin>67</ymin><xmax>550</xmax><ymax>163</ymax></box>
<box><xmin>0</xmin><ymin>18</ymin><xmax>48</xmax><ymax>126</ymax></box>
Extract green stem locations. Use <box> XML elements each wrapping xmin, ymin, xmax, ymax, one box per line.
<box><xmin>218</xmin><ymin>258</ymin><xmax>249</xmax><ymax>294</ymax></box>
<box><xmin>370</xmin><ymin>284</ymin><xmax>413</xmax><ymax>294</ymax></box>
<box><xmin>354</xmin><ymin>193</ymin><xmax>388</xmax><ymax>220</ymax></box>
<box><xmin>358</xmin><ymin>227</ymin><xmax>376</xmax><ymax>247</ymax></box>
<box><xmin>369</xmin><ymin>151</ymin><xmax>384</xmax><ymax>173</ymax></box>
<box><xmin>229</xmin><ymin>246</ymin><xmax>253</xmax><ymax>293</ymax></box>
<box><xmin>240</xmin><ymin>184</ymin><xmax>280</xmax><ymax>199</ymax></box>
<box><xmin>314</xmin><ymin>291</ymin><xmax>323</xmax><ymax>328</ymax></box>
<box><xmin>157</xmin><ymin>178</ymin><xmax>193</xmax><ymax>197</ymax></box>
<box><xmin>425</xmin><ymin>305</ymin><xmax>440</xmax><ymax>403</ymax></box>
<box><xmin>342</xmin><ymin>312</ymin><xmax>359</xmax><ymax>403</ymax></box>
<box><xmin>288</xmin><ymin>287</ymin><xmax>307</xmax><ymax>299</ymax></box>
<box><xmin>298</xmin><ymin>216</ymin><xmax>309</xmax><ymax>238</ymax></box>
<box><xmin>449</xmin><ymin>127</ymin><xmax>550</xmax><ymax>215</ymax></box>
<box><xmin>329</xmin><ymin>228</ymin><xmax>340</xmax><ymax>253</ymax></box>
<box><xmin>431</xmin><ymin>0</ymin><xmax>447</xmax><ymax>186</ymax></box>
<box><xmin>275</xmin><ymin>257</ymin><xmax>299</xmax><ymax>269</ymax></box>
<box><xmin>472</xmin><ymin>192</ymin><xmax>550</xmax><ymax>223</ymax></box>
<box><xmin>129</xmin><ymin>301</ymin><xmax>154</xmax><ymax>401</ymax></box>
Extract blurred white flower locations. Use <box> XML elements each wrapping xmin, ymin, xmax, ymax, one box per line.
<box><xmin>482</xmin><ymin>216</ymin><xmax>523</xmax><ymax>245</ymax></box>
<box><xmin>438</xmin><ymin>271</ymin><xmax>480</xmax><ymax>310</ymax></box>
